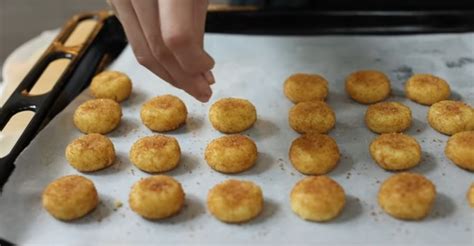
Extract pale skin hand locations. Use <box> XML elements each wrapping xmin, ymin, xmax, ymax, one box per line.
<box><xmin>109</xmin><ymin>0</ymin><xmax>215</xmax><ymax>102</ymax></box>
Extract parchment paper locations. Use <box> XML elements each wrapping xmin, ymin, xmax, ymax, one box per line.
<box><xmin>1</xmin><ymin>33</ymin><xmax>473</xmax><ymax>245</ymax></box>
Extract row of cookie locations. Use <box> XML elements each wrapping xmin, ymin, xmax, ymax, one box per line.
<box><xmin>284</xmin><ymin>71</ymin><xmax>451</xmax><ymax>105</ymax></box>
<box><xmin>65</xmin><ymin>133</ymin><xmax>257</xmax><ymax>174</ymax></box>
<box><xmin>65</xmin><ymin>129</ymin><xmax>473</xmax><ymax>193</ymax></box>
<box><xmin>44</xmin><ymin>172</ymin><xmax>472</xmax><ymax>222</ymax></box>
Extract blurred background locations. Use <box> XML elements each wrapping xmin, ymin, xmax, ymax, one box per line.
<box><xmin>0</xmin><ymin>0</ymin><xmax>238</xmax><ymax>70</ymax></box>
<box><xmin>0</xmin><ymin>0</ymin><xmax>108</xmax><ymax>72</ymax></box>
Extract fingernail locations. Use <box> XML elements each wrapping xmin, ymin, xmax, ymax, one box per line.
<box><xmin>200</xmin><ymin>87</ymin><xmax>212</xmax><ymax>102</ymax></box>
<box><xmin>204</xmin><ymin>71</ymin><xmax>215</xmax><ymax>85</ymax></box>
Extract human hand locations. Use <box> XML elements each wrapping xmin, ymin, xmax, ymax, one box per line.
<box><xmin>109</xmin><ymin>0</ymin><xmax>215</xmax><ymax>102</ymax></box>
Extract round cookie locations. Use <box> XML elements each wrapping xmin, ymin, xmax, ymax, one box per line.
<box><xmin>405</xmin><ymin>74</ymin><xmax>450</xmax><ymax>105</ymax></box>
<box><xmin>129</xmin><ymin>135</ymin><xmax>181</xmax><ymax>173</ymax></box>
<box><xmin>283</xmin><ymin>73</ymin><xmax>329</xmax><ymax>103</ymax></box>
<box><xmin>207</xmin><ymin>179</ymin><xmax>263</xmax><ymax>223</ymax></box>
<box><xmin>289</xmin><ymin>101</ymin><xmax>336</xmax><ymax>134</ymax></box>
<box><xmin>290</xmin><ymin>176</ymin><xmax>346</xmax><ymax>222</ymax></box>
<box><xmin>468</xmin><ymin>184</ymin><xmax>474</xmax><ymax>208</ymax></box>
<box><xmin>445</xmin><ymin>131</ymin><xmax>474</xmax><ymax>171</ymax></box>
<box><xmin>73</xmin><ymin>99</ymin><xmax>122</xmax><ymax>134</ymax></box>
<box><xmin>369</xmin><ymin>133</ymin><xmax>421</xmax><ymax>171</ymax></box>
<box><xmin>90</xmin><ymin>71</ymin><xmax>132</xmax><ymax>102</ymax></box>
<box><xmin>205</xmin><ymin>135</ymin><xmax>258</xmax><ymax>173</ymax></box>
<box><xmin>365</xmin><ymin>101</ymin><xmax>412</xmax><ymax>134</ymax></box>
<box><xmin>65</xmin><ymin>133</ymin><xmax>115</xmax><ymax>172</ymax></box>
<box><xmin>140</xmin><ymin>95</ymin><xmax>188</xmax><ymax>132</ymax></box>
<box><xmin>42</xmin><ymin>175</ymin><xmax>98</xmax><ymax>220</ymax></box>
<box><xmin>208</xmin><ymin>98</ymin><xmax>257</xmax><ymax>133</ymax></box>
<box><xmin>129</xmin><ymin>175</ymin><xmax>185</xmax><ymax>219</ymax></box>
<box><xmin>345</xmin><ymin>70</ymin><xmax>391</xmax><ymax>104</ymax></box>
<box><xmin>289</xmin><ymin>133</ymin><xmax>340</xmax><ymax>175</ymax></box>
<box><xmin>428</xmin><ymin>100</ymin><xmax>474</xmax><ymax>135</ymax></box>
<box><xmin>378</xmin><ymin>172</ymin><xmax>436</xmax><ymax>220</ymax></box>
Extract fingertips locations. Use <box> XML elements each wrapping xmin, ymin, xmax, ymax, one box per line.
<box><xmin>175</xmin><ymin>75</ymin><xmax>213</xmax><ymax>102</ymax></box>
<box><xmin>204</xmin><ymin>71</ymin><xmax>215</xmax><ymax>85</ymax></box>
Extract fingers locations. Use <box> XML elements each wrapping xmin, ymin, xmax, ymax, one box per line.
<box><xmin>158</xmin><ymin>0</ymin><xmax>214</xmax><ymax>74</ymax></box>
<box><xmin>110</xmin><ymin>0</ymin><xmax>214</xmax><ymax>102</ymax></box>
<box><xmin>130</xmin><ymin>0</ymin><xmax>212</xmax><ymax>102</ymax></box>
<box><xmin>110</xmin><ymin>0</ymin><xmax>175</xmax><ymax>84</ymax></box>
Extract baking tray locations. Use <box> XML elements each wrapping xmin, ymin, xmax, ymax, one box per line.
<box><xmin>1</xmin><ymin>32</ymin><xmax>473</xmax><ymax>245</ymax></box>
<box><xmin>1</xmin><ymin>7</ymin><xmax>474</xmax><ymax>246</ymax></box>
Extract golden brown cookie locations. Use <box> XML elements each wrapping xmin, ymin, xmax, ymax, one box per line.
<box><xmin>207</xmin><ymin>179</ymin><xmax>263</xmax><ymax>223</ymax></box>
<box><xmin>129</xmin><ymin>135</ymin><xmax>181</xmax><ymax>173</ymax></box>
<box><xmin>405</xmin><ymin>74</ymin><xmax>450</xmax><ymax>105</ymax></box>
<box><xmin>365</xmin><ymin>101</ymin><xmax>412</xmax><ymax>133</ymax></box>
<box><xmin>42</xmin><ymin>175</ymin><xmax>98</xmax><ymax>220</ymax></box>
<box><xmin>205</xmin><ymin>135</ymin><xmax>258</xmax><ymax>173</ymax></box>
<box><xmin>140</xmin><ymin>95</ymin><xmax>188</xmax><ymax>132</ymax></box>
<box><xmin>90</xmin><ymin>71</ymin><xmax>132</xmax><ymax>102</ymax></box>
<box><xmin>129</xmin><ymin>175</ymin><xmax>185</xmax><ymax>219</ymax></box>
<box><xmin>345</xmin><ymin>70</ymin><xmax>391</xmax><ymax>104</ymax></box>
<box><xmin>289</xmin><ymin>134</ymin><xmax>340</xmax><ymax>175</ymax></box>
<box><xmin>65</xmin><ymin>133</ymin><xmax>115</xmax><ymax>172</ymax></box>
<box><xmin>428</xmin><ymin>100</ymin><xmax>474</xmax><ymax>135</ymax></box>
<box><xmin>378</xmin><ymin>172</ymin><xmax>436</xmax><ymax>220</ymax></box>
<box><xmin>369</xmin><ymin>133</ymin><xmax>421</xmax><ymax>171</ymax></box>
<box><xmin>289</xmin><ymin>101</ymin><xmax>336</xmax><ymax>134</ymax></box>
<box><xmin>283</xmin><ymin>73</ymin><xmax>329</xmax><ymax>103</ymax></box>
<box><xmin>290</xmin><ymin>175</ymin><xmax>346</xmax><ymax>222</ymax></box>
<box><xmin>208</xmin><ymin>98</ymin><xmax>257</xmax><ymax>133</ymax></box>
<box><xmin>445</xmin><ymin>131</ymin><xmax>474</xmax><ymax>171</ymax></box>
<box><xmin>73</xmin><ymin>99</ymin><xmax>122</xmax><ymax>134</ymax></box>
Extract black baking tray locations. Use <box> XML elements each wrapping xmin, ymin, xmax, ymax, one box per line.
<box><xmin>1</xmin><ymin>5</ymin><xmax>474</xmax><ymax>245</ymax></box>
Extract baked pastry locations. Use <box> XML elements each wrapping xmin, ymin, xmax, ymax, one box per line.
<box><xmin>290</xmin><ymin>175</ymin><xmax>345</xmax><ymax>222</ymax></box>
<box><xmin>289</xmin><ymin>101</ymin><xmax>336</xmax><ymax>134</ymax></box>
<box><xmin>289</xmin><ymin>133</ymin><xmax>340</xmax><ymax>175</ymax></box>
<box><xmin>207</xmin><ymin>179</ymin><xmax>263</xmax><ymax>223</ymax></box>
<box><xmin>208</xmin><ymin>98</ymin><xmax>257</xmax><ymax>133</ymax></box>
<box><xmin>345</xmin><ymin>70</ymin><xmax>391</xmax><ymax>104</ymax></box>
<box><xmin>283</xmin><ymin>73</ymin><xmax>329</xmax><ymax>103</ymax></box>
<box><xmin>205</xmin><ymin>135</ymin><xmax>258</xmax><ymax>173</ymax></box>
<box><xmin>445</xmin><ymin>131</ymin><xmax>474</xmax><ymax>171</ymax></box>
<box><xmin>365</xmin><ymin>101</ymin><xmax>412</xmax><ymax>133</ymax></box>
<box><xmin>73</xmin><ymin>99</ymin><xmax>122</xmax><ymax>134</ymax></box>
<box><xmin>129</xmin><ymin>175</ymin><xmax>185</xmax><ymax>219</ymax></box>
<box><xmin>405</xmin><ymin>74</ymin><xmax>450</xmax><ymax>105</ymax></box>
<box><xmin>428</xmin><ymin>100</ymin><xmax>474</xmax><ymax>135</ymax></box>
<box><xmin>90</xmin><ymin>70</ymin><xmax>132</xmax><ymax>102</ymax></box>
<box><xmin>42</xmin><ymin>175</ymin><xmax>98</xmax><ymax>220</ymax></box>
<box><xmin>378</xmin><ymin>172</ymin><xmax>436</xmax><ymax>220</ymax></box>
<box><xmin>129</xmin><ymin>135</ymin><xmax>181</xmax><ymax>173</ymax></box>
<box><xmin>65</xmin><ymin>133</ymin><xmax>115</xmax><ymax>172</ymax></box>
<box><xmin>140</xmin><ymin>95</ymin><xmax>188</xmax><ymax>132</ymax></box>
<box><xmin>369</xmin><ymin>133</ymin><xmax>421</xmax><ymax>171</ymax></box>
